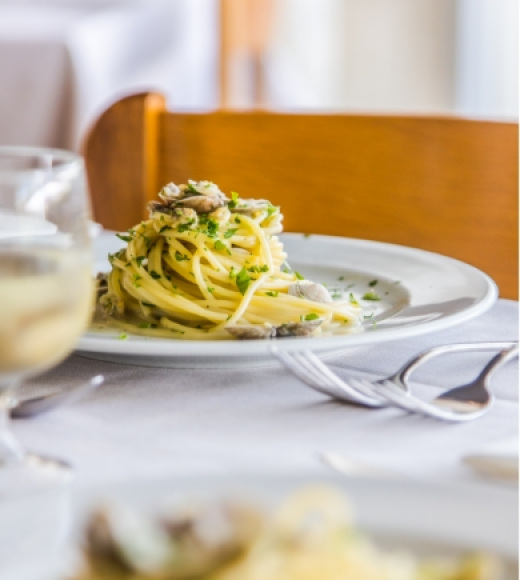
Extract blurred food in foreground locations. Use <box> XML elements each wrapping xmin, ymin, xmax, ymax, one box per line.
<box><xmin>72</xmin><ymin>486</ymin><xmax>504</xmax><ymax>580</ymax></box>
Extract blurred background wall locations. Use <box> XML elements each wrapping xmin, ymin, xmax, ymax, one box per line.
<box><xmin>224</xmin><ymin>0</ymin><xmax>518</xmax><ymax>119</ymax></box>
<box><xmin>0</xmin><ymin>0</ymin><xmax>517</xmax><ymax>151</ymax></box>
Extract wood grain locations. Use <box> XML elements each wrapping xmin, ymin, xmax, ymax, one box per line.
<box><xmin>83</xmin><ymin>93</ymin><xmax>518</xmax><ymax>299</ymax></box>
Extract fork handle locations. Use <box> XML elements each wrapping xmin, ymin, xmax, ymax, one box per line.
<box><xmin>473</xmin><ymin>343</ymin><xmax>519</xmax><ymax>383</ymax></box>
<box><xmin>395</xmin><ymin>341</ymin><xmax>518</xmax><ymax>385</ymax></box>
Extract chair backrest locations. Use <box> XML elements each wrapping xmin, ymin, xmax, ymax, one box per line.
<box><xmin>83</xmin><ymin>93</ymin><xmax>518</xmax><ymax>299</ymax></box>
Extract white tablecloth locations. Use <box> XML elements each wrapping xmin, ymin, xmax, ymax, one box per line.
<box><xmin>0</xmin><ymin>0</ymin><xmax>218</xmax><ymax>150</ymax></box>
<box><xmin>15</xmin><ymin>299</ymin><xmax>518</xmax><ymax>488</ymax></box>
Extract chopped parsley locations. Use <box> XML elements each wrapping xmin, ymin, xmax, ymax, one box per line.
<box><xmin>304</xmin><ymin>312</ymin><xmax>320</xmax><ymax>321</ymax></box>
<box><xmin>177</xmin><ymin>221</ymin><xmax>194</xmax><ymax>233</ymax></box>
<box><xmin>362</xmin><ymin>290</ymin><xmax>381</xmax><ymax>301</ymax></box>
<box><xmin>224</xmin><ymin>228</ymin><xmax>238</xmax><ymax>239</ymax></box>
<box><xmin>348</xmin><ymin>292</ymin><xmax>359</xmax><ymax>306</ymax></box>
<box><xmin>265</xmin><ymin>291</ymin><xmax>279</xmax><ymax>297</ymax></box>
<box><xmin>368</xmin><ymin>279</ymin><xmax>378</xmax><ymax>287</ymax></box>
<box><xmin>150</xmin><ymin>270</ymin><xmax>161</xmax><ymax>280</ymax></box>
<box><xmin>198</xmin><ymin>215</ymin><xmax>219</xmax><ymax>237</ymax></box>
<box><xmin>294</xmin><ymin>271</ymin><xmax>304</xmax><ymax>280</ymax></box>
<box><xmin>214</xmin><ymin>240</ymin><xmax>227</xmax><ymax>252</ymax></box>
<box><xmin>175</xmin><ymin>251</ymin><xmax>189</xmax><ymax>261</ymax></box>
<box><xmin>228</xmin><ymin>191</ymin><xmax>239</xmax><ymax>209</ymax></box>
<box><xmin>266</xmin><ymin>203</ymin><xmax>277</xmax><ymax>217</ymax></box>
<box><xmin>116</xmin><ymin>233</ymin><xmax>133</xmax><ymax>242</ymax></box>
<box><xmin>235</xmin><ymin>267</ymin><xmax>252</xmax><ymax>295</ymax></box>
<box><xmin>248</xmin><ymin>264</ymin><xmax>268</xmax><ymax>273</ymax></box>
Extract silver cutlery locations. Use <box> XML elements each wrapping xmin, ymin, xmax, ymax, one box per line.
<box><xmin>271</xmin><ymin>341</ymin><xmax>518</xmax><ymax>421</ymax></box>
<box><xmin>9</xmin><ymin>375</ymin><xmax>104</xmax><ymax>419</ymax></box>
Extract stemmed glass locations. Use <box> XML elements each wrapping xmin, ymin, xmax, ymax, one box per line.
<box><xmin>0</xmin><ymin>146</ymin><xmax>94</xmax><ymax>487</ymax></box>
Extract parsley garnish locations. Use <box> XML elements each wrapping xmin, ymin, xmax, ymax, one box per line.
<box><xmin>116</xmin><ymin>233</ymin><xmax>133</xmax><ymax>242</ymax></box>
<box><xmin>362</xmin><ymin>290</ymin><xmax>381</xmax><ymax>301</ymax></box>
<box><xmin>135</xmin><ymin>256</ymin><xmax>146</xmax><ymax>267</ymax></box>
<box><xmin>248</xmin><ymin>264</ymin><xmax>268</xmax><ymax>273</ymax></box>
<box><xmin>235</xmin><ymin>267</ymin><xmax>251</xmax><ymax>295</ymax></box>
<box><xmin>294</xmin><ymin>271</ymin><xmax>304</xmax><ymax>280</ymax></box>
<box><xmin>150</xmin><ymin>270</ymin><xmax>161</xmax><ymax>279</ymax></box>
<box><xmin>265</xmin><ymin>291</ymin><xmax>279</xmax><ymax>297</ymax></box>
<box><xmin>228</xmin><ymin>191</ymin><xmax>239</xmax><ymax>209</ymax></box>
<box><xmin>214</xmin><ymin>240</ymin><xmax>226</xmax><ymax>251</ymax></box>
<box><xmin>224</xmin><ymin>228</ymin><xmax>238</xmax><ymax>239</ymax></box>
<box><xmin>304</xmin><ymin>312</ymin><xmax>319</xmax><ymax>320</ymax></box>
<box><xmin>175</xmin><ymin>251</ymin><xmax>189</xmax><ymax>261</ymax></box>
<box><xmin>368</xmin><ymin>279</ymin><xmax>378</xmax><ymax>287</ymax></box>
<box><xmin>266</xmin><ymin>203</ymin><xmax>277</xmax><ymax>217</ymax></box>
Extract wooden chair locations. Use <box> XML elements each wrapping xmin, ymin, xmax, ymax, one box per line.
<box><xmin>83</xmin><ymin>92</ymin><xmax>519</xmax><ymax>299</ymax></box>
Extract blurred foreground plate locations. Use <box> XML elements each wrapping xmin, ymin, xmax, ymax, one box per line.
<box><xmin>2</xmin><ymin>474</ymin><xmax>517</xmax><ymax>580</ymax></box>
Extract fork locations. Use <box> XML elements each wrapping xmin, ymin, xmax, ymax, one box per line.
<box><xmin>271</xmin><ymin>341</ymin><xmax>518</xmax><ymax>421</ymax></box>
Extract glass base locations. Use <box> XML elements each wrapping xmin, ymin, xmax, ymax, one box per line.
<box><xmin>0</xmin><ymin>451</ymin><xmax>73</xmax><ymax>496</ymax></box>
<box><xmin>0</xmin><ymin>453</ymin><xmax>73</xmax><ymax>578</ymax></box>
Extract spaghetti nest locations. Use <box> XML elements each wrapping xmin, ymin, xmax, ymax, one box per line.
<box><xmin>96</xmin><ymin>180</ymin><xmax>363</xmax><ymax>340</ymax></box>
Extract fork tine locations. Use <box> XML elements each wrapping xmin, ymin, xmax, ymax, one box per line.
<box><xmin>270</xmin><ymin>345</ymin><xmax>359</xmax><ymax>403</ymax></box>
<box><xmin>299</xmin><ymin>349</ymin><xmax>384</xmax><ymax>408</ymax></box>
<box><xmin>274</xmin><ymin>349</ymin><xmax>361</xmax><ymax>403</ymax></box>
<box><xmin>271</xmin><ymin>347</ymin><xmax>381</xmax><ymax>407</ymax></box>
<box><xmin>272</xmin><ymin>349</ymin><xmax>340</xmax><ymax>399</ymax></box>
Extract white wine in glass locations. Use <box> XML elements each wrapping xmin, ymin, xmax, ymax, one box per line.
<box><xmin>0</xmin><ymin>146</ymin><xmax>94</xmax><ymax>486</ymax></box>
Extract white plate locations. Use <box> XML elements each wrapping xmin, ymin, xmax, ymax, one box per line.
<box><xmin>75</xmin><ymin>232</ymin><xmax>497</xmax><ymax>368</ymax></box>
<box><xmin>6</xmin><ymin>474</ymin><xmax>517</xmax><ymax>579</ymax></box>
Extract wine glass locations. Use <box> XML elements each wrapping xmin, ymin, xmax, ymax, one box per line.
<box><xmin>0</xmin><ymin>146</ymin><xmax>94</xmax><ymax>487</ymax></box>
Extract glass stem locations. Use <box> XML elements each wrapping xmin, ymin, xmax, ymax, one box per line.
<box><xmin>0</xmin><ymin>384</ymin><xmax>25</xmax><ymax>465</ymax></box>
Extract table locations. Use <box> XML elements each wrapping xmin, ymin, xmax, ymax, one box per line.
<box><xmin>2</xmin><ymin>298</ymin><xmax>517</xmax><ymax>579</ymax></box>
<box><xmin>0</xmin><ymin>1</ymin><xmax>217</xmax><ymax>151</ymax></box>
<box><xmin>16</xmin><ymin>299</ymin><xmax>518</xmax><ymax>488</ymax></box>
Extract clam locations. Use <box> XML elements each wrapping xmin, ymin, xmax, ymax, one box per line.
<box><xmin>226</xmin><ymin>325</ymin><xmax>276</xmax><ymax>340</ymax></box>
<box><xmin>95</xmin><ymin>272</ymin><xmax>108</xmax><ymax>298</ymax></box>
<box><xmin>226</xmin><ymin>319</ymin><xmax>322</xmax><ymax>340</ymax></box>
<box><xmin>178</xmin><ymin>195</ymin><xmax>225</xmax><ymax>213</ymax></box>
<box><xmin>83</xmin><ymin>501</ymin><xmax>262</xmax><ymax>579</ymax></box>
<box><xmin>184</xmin><ymin>180</ymin><xmax>224</xmax><ymax>198</ymax></box>
<box><xmin>231</xmin><ymin>199</ymin><xmax>273</xmax><ymax>216</ymax></box>
<box><xmin>158</xmin><ymin>182</ymin><xmax>182</xmax><ymax>202</ymax></box>
<box><xmin>275</xmin><ymin>319</ymin><xmax>322</xmax><ymax>337</ymax></box>
<box><xmin>288</xmin><ymin>282</ymin><xmax>332</xmax><ymax>304</ymax></box>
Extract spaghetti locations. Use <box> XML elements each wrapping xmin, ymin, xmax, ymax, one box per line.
<box><xmin>96</xmin><ymin>180</ymin><xmax>363</xmax><ymax>340</ymax></box>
